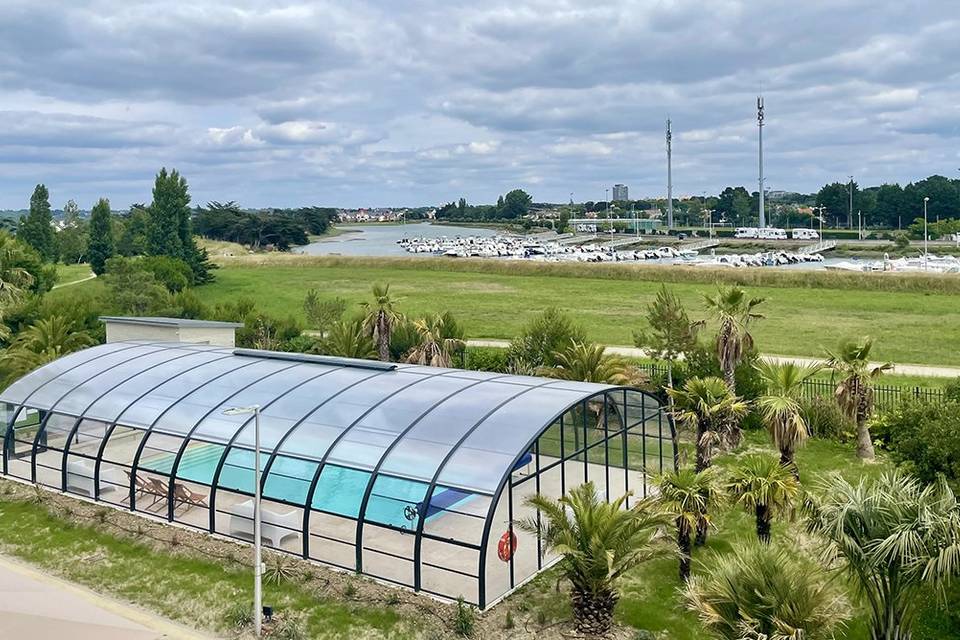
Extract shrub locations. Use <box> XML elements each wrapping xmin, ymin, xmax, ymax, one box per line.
<box><xmin>225</xmin><ymin>601</ymin><xmax>253</xmax><ymax>629</ymax></box>
<box><xmin>945</xmin><ymin>378</ymin><xmax>960</xmax><ymax>403</ymax></box>
<box><xmin>453</xmin><ymin>597</ymin><xmax>476</xmax><ymax>637</ymax></box>
<box><xmin>138</xmin><ymin>255</ymin><xmax>194</xmax><ymax>292</ymax></box>
<box><xmin>800</xmin><ymin>396</ymin><xmax>852</xmax><ymax>441</ymax></box>
<box><xmin>465</xmin><ymin>346</ymin><xmax>510</xmax><ymax>373</ymax></box>
<box><xmin>303</xmin><ymin>290</ymin><xmax>346</xmax><ymax>334</ymax></box>
<box><xmin>870</xmin><ymin>399</ymin><xmax>960</xmax><ymax>485</ymax></box>
<box><xmin>507</xmin><ymin>307</ymin><xmax>586</xmax><ymax>371</ymax></box>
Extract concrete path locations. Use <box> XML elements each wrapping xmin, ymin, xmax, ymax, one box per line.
<box><xmin>466</xmin><ymin>339</ymin><xmax>960</xmax><ymax>379</ymax></box>
<box><xmin>0</xmin><ymin>555</ymin><xmax>215</xmax><ymax>640</ymax></box>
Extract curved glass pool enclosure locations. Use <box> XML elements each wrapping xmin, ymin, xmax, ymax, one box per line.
<box><xmin>0</xmin><ymin>341</ymin><xmax>675</xmax><ymax>607</ymax></box>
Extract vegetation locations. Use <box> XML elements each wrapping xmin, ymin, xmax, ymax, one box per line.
<box><xmin>517</xmin><ymin>482</ymin><xmax>668</xmax><ymax>635</ymax></box>
<box><xmin>806</xmin><ymin>471</ymin><xmax>960</xmax><ymax>640</ymax></box>
<box><xmin>653</xmin><ymin>467</ymin><xmax>724</xmax><ymax>581</ymax></box>
<box><xmin>361</xmin><ymin>283</ymin><xmax>403</xmax><ymax>362</ymax></box>
<box><xmin>405</xmin><ymin>312</ymin><xmax>465</xmax><ymax>367</ymax></box>
<box><xmin>87</xmin><ymin>197</ymin><xmax>114</xmax><ymax>275</ymax></box>
<box><xmin>539</xmin><ymin>340</ymin><xmax>633</xmax><ymax>384</ymax></box>
<box><xmin>872</xmin><ymin>398</ymin><xmax>960</xmax><ymax>486</ymax></box>
<box><xmin>755</xmin><ymin>360</ymin><xmax>823</xmax><ymax>474</ymax></box>
<box><xmin>684</xmin><ymin>542</ymin><xmax>851</xmax><ymax>639</ymax></box>
<box><xmin>668</xmin><ymin>377</ymin><xmax>749</xmax><ymax>472</ymax></box>
<box><xmin>0</xmin><ymin>314</ymin><xmax>96</xmax><ymax>386</ymax></box>
<box><xmin>825</xmin><ymin>337</ymin><xmax>893</xmax><ymax>460</ymax></box>
<box><xmin>726</xmin><ymin>454</ymin><xmax>801</xmax><ymax>544</ymax></box>
<box><xmin>18</xmin><ymin>184</ymin><xmax>58</xmax><ymax>262</ymax></box>
<box><xmin>634</xmin><ymin>284</ymin><xmax>702</xmax><ymax>391</ymax></box>
<box><xmin>507</xmin><ymin>306</ymin><xmax>587</xmax><ymax>373</ymax></box>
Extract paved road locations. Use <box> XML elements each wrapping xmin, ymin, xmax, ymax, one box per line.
<box><xmin>0</xmin><ymin>555</ymin><xmax>214</xmax><ymax>640</ymax></box>
<box><xmin>467</xmin><ymin>339</ymin><xmax>960</xmax><ymax>379</ymax></box>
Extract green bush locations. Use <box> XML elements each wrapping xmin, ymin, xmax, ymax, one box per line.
<box><xmin>507</xmin><ymin>307</ymin><xmax>586</xmax><ymax>371</ymax></box>
<box><xmin>945</xmin><ymin>378</ymin><xmax>960</xmax><ymax>403</ymax></box>
<box><xmin>138</xmin><ymin>255</ymin><xmax>194</xmax><ymax>292</ymax></box>
<box><xmin>465</xmin><ymin>346</ymin><xmax>509</xmax><ymax>373</ymax></box>
<box><xmin>800</xmin><ymin>396</ymin><xmax>852</xmax><ymax>441</ymax></box>
<box><xmin>871</xmin><ymin>399</ymin><xmax>960</xmax><ymax>485</ymax></box>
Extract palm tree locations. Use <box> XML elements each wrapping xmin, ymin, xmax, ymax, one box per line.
<box><xmin>667</xmin><ymin>377</ymin><xmax>749</xmax><ymax>473</ymax></box>
<box><xmin>727</xmin><ymin>454</ymin><xmax>801</xmax><ymax>544</ymax></box>
<box><xmin>754</xmin><ymin>360</ymin><xmax>823</xmax><ymax>477</ymax></box>
<box><xmin>361</xmin><ymin>283</ymin><xmax>403</xmax><ymax>362</ymax></box>
<box><xmin>805</xmin><ymin>471</ymin><xmax>960</xmax><ymax>640</ymax></box>
<box><xmin>654</xmin><ymin>467</ymin><xmax>724</xmax><ymax>581</ymax></box>
<box><xmin>316</xmin><ymin>316</ymin><xmax>377</xmax><ymax>359</ymax></box>
<box><xmin>540</xmin><ymin>340</ymin><xmax>632</xmax><ymax>384</ymax></box>
<box><xmin>824</xmin><ymin>337</ymin><xmax>892</xmax><ymax>460</ymax></box>
<box><xmin>684</xmin><ymin>542</ymin><xmax>851</xmax><ymax>640</ymax></box>
<box><xmin>0</xmin><ymin>315</ymin><xmax>95</xmax><ymax>386</ymax></box>
<box><xmin>0</xmin><ymin>233</ymin><xmax>36</xmax><ymax>340</ymax></box>
<box><xmin>518</xmin><ymin>482</ymin><xmax>669</xmax><ymax>635</ymax></box>
<box><xmin>405</xmin><ymin>312</ymin><xmax>466</xmax><ymax>367</ymax></box>
<box><xmin>703</xmin><ymin>286</ymin><xmax>764</xmax><ymax>447</ymax></box>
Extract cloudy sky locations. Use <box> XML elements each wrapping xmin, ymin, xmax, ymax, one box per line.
<box><xmin>1</xmin><ymin>1</ymin><xmax>958</xmax><ymax>210</ymax></box>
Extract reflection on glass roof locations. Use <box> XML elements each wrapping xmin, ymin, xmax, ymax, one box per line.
<box><xmin>1</xmin><ymin>342</ymin><xmax>626</xmax><ymax>494</ymax></box>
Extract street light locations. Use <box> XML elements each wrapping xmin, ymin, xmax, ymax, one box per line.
<box><xmin>222</xmin><ymin>404</ymin><xmax>263</xmax><ymax>637</ymax></box>
<box><xmin>811</xmin><ymin>206</ymin><xmax>825</xmax><ymax>239</ymax></box>
<box><xmin>923</xmin><ymin>196</ymin><xmax>930</xmax><ymax>270</ymax></box>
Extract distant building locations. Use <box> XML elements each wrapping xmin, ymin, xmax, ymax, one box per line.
<box><xmin>612</xmin><ymin>184</ymin><xmax>629</xmax><ymax>201</ymax></box>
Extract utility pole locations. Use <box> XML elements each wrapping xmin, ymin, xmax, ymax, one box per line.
<box><xmin>848</xmin><ymin>176</ymin><xmax>854</xmax><ymax>229</ymax></box>
<box><xmin>757</xmin><ymin>96</ymin><xmax>766</xmax><ymax>229</ymax></box>
<box><xmin>666</xmin><ymin>118</ymin><xmax>674</xmax><ymax>229</ymax></box>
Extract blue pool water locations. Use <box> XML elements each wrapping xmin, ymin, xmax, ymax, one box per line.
<box><xmin>141</xmin><ymin>444</ymin><xmax>469</xmax><ymax>529</ymax></box>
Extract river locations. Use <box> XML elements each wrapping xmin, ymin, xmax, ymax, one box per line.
<box><xmin>294</xmin><ymin>222</ymin><xmax>501</xmax><ymax>257</ymax></box>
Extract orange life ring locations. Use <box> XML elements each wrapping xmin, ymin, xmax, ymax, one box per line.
<box><xmin>497</xmin><ymin>530</ymin><xmax>518</xmax><ymax>562</ymax></box>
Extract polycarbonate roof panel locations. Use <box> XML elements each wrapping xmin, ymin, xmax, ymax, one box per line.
<box><xmin>0</xmin><ymin>342</ymin><xmax>643</xmax><ymax>494</ymax></box>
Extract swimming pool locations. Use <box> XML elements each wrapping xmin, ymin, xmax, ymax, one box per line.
<box><xmin>141</xmin><ymin>444</ymin><xmax>470</xmax><ymax>530</ymax></box>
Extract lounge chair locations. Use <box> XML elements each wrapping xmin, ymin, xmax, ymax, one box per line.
<box><xmin>142</xmin><ymin>477</ymin><xmax>170</xmax><ymax>510</ymax></box>
<box><xmin>228</xmin><ymin>499</ymin><xmax>301</xmax><ymax>547</ymax></box>
<box><xmin>173</xmin><ymin>482</ymin><xmax>208</xmax><ymax>511</ymax></box>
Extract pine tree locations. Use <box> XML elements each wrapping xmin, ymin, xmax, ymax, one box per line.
<box><xmin>147</xmin><ymin>168</ymin><xmax>186</xmax><ymax>258</ymax></box>
<box><xmin>88</xmin><ymin>198</ymin><xmax>115</xmax><ymax>275</ymax></box>
<box><xmin>18</xmin><ymin>184</ymin><xmax>58</xmax><ymax>262</ymax></box>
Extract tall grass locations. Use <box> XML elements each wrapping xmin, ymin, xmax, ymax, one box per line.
<box><xmin>214</xmin><ymin>254</ymin><xmax>960</xmax><ymax>295</ymax></box>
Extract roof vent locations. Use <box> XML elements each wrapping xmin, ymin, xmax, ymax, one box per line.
<box><xmin>233</xmin><ymin>348</ymin><xmax>398</xmax><ymax>371</ymax></box>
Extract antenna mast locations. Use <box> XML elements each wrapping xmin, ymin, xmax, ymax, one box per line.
<box><xmin>757</xmin><ymin>96</ymin><xmax>766</xmax><ymax>228</ymax></box>
<box><xmin>666</xmin><ymin>118</ymin><xmax>673</xmax><ymax>229</ymax></box>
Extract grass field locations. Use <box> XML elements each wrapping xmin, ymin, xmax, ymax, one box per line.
<box><xmin>53</xmin><ymin>263</ymin><xmax>93</xmax><ymax>286</ymax></box>
<box><xmin>187</xmin><ymin>257</ymin><xmax>960</xmax><ymax>366</ymax></box>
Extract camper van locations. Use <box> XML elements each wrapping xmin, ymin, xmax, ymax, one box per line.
<box><xmin>756</xmin><ymin>228</ymin><xmax>788</xmax><ymax>240</ymax></box>
<box><xmin>734</xmin><ymin>227</ymin><xmax>759</xmax><ymax>239</ymax></box>
<box><xmin>792</xmin><ymin>228</ymin><xmax>820</xmax><ymax>241</ymax></box>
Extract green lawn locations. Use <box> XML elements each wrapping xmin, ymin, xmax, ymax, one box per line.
<box><xmin>53</xmin><ymin>262</ymin><xmax>93</xmax><ymax>286</ymax></box>
<box><xmin>193</xmin><ymin>260</ymin><xmax>960</xmax><ymax>366</ymax></box>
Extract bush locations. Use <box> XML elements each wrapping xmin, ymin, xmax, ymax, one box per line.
<box><xmin>453</xmin><ymin>597</ymin><xmax>476</xmax><ymax>637</ymax></box>
<box><xmin>871</xmin><ymin>399</ymin><xmax>960</xmax><ymax>485</ymax></box>
<box><xmin>507</xmin><ymin>307</ymin><xmax>586</xmax><ymax>371</ymax></box>
<box><xmin>945</xmin><ymin>378</ymin><xmax>960</xmax><ymax>403</ymax></box>
<box><xmin>465</xmin><ymin>346</ymin><xmax>509</xmax><ymax>373</ymax></box>
<box><xmin>800</xmin><ymin>396</ymin><xmax>852</xmax><ymax>441</ymax></box>
<box><xmin>138</xmin><ymin>255</ymin><xmax>194</xmax><ymax>292</ymax></box>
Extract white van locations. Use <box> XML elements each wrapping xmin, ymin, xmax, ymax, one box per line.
<box><xmin>792</xmin><ymin>228</ymin><xmax>820</xmax><ymax>240</ymax></box>
<box><xmin>757</xmin><ymin>228</ymin><xmax>788</xmax><ymax>240</ymax></box>
<box><xmin>735</xmin><ymin>227</ymin><xmax>758</xmax><ymax>239</ymax></box>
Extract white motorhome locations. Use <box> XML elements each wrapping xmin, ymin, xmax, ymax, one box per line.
<box><xmin>757</xmin><ymin>228</ymin><xmax>788</xmax><ymax>240</ymax></box>
<box><xmin>734</xmin><ymin>227</ymin><xmax>759</xmax><ymax>239</ymax></box>
<box><xmin>792</xmin><ymin>228</ymin><xmax>820</xmax><ymax>240</ymax></box>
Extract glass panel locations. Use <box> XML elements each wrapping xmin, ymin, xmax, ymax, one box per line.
<box><xmin>83</xmin><ymin>349</ymin><xmax>231</xmax><ymax>422</ymax></box>
<box><xmin>439</xmin><ymin>387</ymin><xmax>588</xmax><ymax>493</ymax></box>
<box><xmin>0</xmin><ymin>343</ymin><xmax>130</xmax><ymax>406</ymax></box>
<box><xmin>152</xmin><ymin>360</ymin><xmax>292</xmax><ymax>438</ymax></box>
<box><xmin>420</xmin><ymin>540</ymin><xmax>478</xmax><ymax>603</ymax></box>
<box><xmin>326</xmin><ymin>376</ymin><xmax>475</xmax><ymax>471</ymax></box>
<box><xmin>312</xmin><ymin>464</ymin><xmax>370</xmax><ymax>518</ymax></box>
<box><xmin>137</xmin><ymin>432</ymin><xmax>187</xmax><ymax>475</ymax></box>
<box><xmin>364</xmin><ymin>474</ymin><xmax>429</xmax><ymax>530</ymax></box>
<box><xmin>422</xmin><ymin>487</ymin><xmax>490</xmax><ymax>546</ymax></box>
<box><xmin>216</xmin><ymin>447</ymin><xmax>264</xmax><ymax>494</ymax></box>
<box><xmin>172</xmin><ymin>440</ymin><xmax>227</xmax><ymax>485</ymax></box>
<box><xmin>264</xmin><ymin>455</ymin><xmax>318</xmax><ymax>505</ymax></box>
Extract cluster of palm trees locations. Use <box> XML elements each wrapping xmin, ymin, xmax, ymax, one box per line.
<box><xmin>313</xmin><ymin>283</ymin><xmax>466</xmax><ymax>367</ymax></box>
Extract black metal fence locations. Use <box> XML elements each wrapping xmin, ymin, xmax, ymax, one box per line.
<box><xmin>637</xmin><ymin>363</ymin><xmax>948</xmax><ymax>410</ymax></box>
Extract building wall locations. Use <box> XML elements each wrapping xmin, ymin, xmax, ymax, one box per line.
<box><xmin>104</xmin><ymin>323</ymin><xmax>236</xmax><ymax>347</ymax></box>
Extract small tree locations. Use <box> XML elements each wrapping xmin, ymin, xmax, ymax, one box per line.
<box><xmin>406</xmin><ymin>312</ymin><xmax>466</xmax><ymax>367</ymax></box>
<box><xmin>825</xmin><ymin>337</ymin><xmax>892</xmax><ymax>460</ymax></box>
<box><xmin>540</xmin><ymin>340</ymin><xmax>632</xmax><ymax>384</ymax></box>
<box><xmin>361</xmin><ymin>283</ymin><xmax>403</xmax><ymax>362</ymax></box>
<box><xmin>303</xmin><ymin>289</ymin><xmax>346</xmax><ymax>335</ymax></box>
<box><xmin>507</xmin><ymin>307</ymin><xmax>586</xmax><ymax>372</ymax></box>
<box><xmin>518</xmin><ymin>483</ymin><xmax>669</xmax><ymax>635</ymax></box>
<box><xmin>726</xmin><ymin>454</ymin><xmax>800</xmax><ymax>544</ymax></box>
<box><xmin>806</xmin><ymin>471</ymin><xmax>960</xmax><ymax>640</ymax></box>
<box><xmin>19</xmin><ymin>184</ymin><xmax>58</xmax><ymax>262</ymax></box>
<box><xmin>88</xmin><ymin>198</ymin><xmax>115</xmax><ymax>275</ymax></box>
<box><xmin>317</xmin><ymin>316</ymin><xmax>377</xmax><ymax>359</ymax></box>
<box><xmin>654</xmin><ymin>467</ymin><xmax>724</xmax><ymax>581</ymax></box>
<box><xmin>668</xmin><ymin>377</ymin><xmax>749</xmax><ymax>472</ymax></box>
<box><xmin>754</xmin><ymin>360</ymin><xmax>822</xmax><ymax>477</ymax></box>
<box><xmin>0</xmin><ymin>315</ymin><xmax>96</xmax><ymax>387</ymax></box>
<box><xmin>684</xmin><ymin>542</ymin><xmax>851</xmax><ymax>639</ymax></box>
<box><xmin>634</xmin><ymin>284</ymin><xmax>702</xmax><ymax>395</ymax></box>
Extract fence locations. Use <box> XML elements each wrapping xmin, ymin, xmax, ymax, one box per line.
<box><xmin>636</xmin><ymin>363</ymin><xmax>948</xmax><ymax>410</ymax></box>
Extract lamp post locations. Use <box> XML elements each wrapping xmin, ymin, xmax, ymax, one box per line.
<box><xmin>222</xmin><ymin>405</ymin><xmax>263</xmax><ymax>637</ymax></box>
<box><xmin>923</xmin><ymin>196</ymin><xmax>930</xmax><ymax>270</ymax></box>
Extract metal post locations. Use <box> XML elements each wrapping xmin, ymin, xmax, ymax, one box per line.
<box><xmin>666</xmin><ymin>119</ymin><xmax>674</xmax><ymax>229</ymax></box>
<box><xmin>924</xmin><ymin>197</ymin><xmax>929</xmax><ymax>270</ymax></box>
<box><xmin>757</xmin><ymin>97</ymin><xmax>765</xmax><ymax>229</ymax></box>
<box><xmin>253</xmin><ymin>406</ymin><xmax>263</xmax><ymax>638</ymax></box>
<box><xmin>848</xmin><ymin>176</ymin><xmax>854</xmax><ymax>230</ymax></box>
